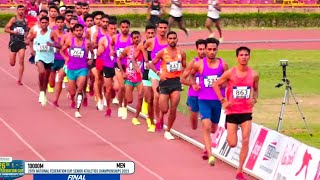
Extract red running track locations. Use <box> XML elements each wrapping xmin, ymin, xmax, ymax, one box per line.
<box><xmin>1</xmin><ymin>29</ymin><xmax>318</xmax><ymax>180</ymax></box>
<box><xmin>0</xmin><ymin>33</ymin><xmax>254</xmax><ymax>179</ymax></box>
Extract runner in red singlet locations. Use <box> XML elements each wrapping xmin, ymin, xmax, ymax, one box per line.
<box><xmin>213</xmin><ymin>46</ymin><xmax>259</xmax><ymax>180</ymax></box>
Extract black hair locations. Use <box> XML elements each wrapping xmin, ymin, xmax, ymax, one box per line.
<box><xmin>82</xmin><ymin>2</ymin><xmax>89</xmax><ymax>6</ymax></box>
<box><xmin>65</xmin><ymin>9</ymin><xmax>73</xmax><ymax>15</ymax></box>
<box><xmin>49</xmin><ymin>5</ymin><xmax>59</xmax><ymax>12</ymax></box>
<box><xmin>74</xmin><ymin>23</ymin><xmax>84</xmax><ymax>30</ymax></box>
<box><xmin>39</xmin><ymin>9</ymin><xmax>48</xmax><ymax>15</ymax></box>
<box><xmin>75</xmin><ymin>2</ymin><xmax>83</xmax><ymax>6</ymax></box>
<box><xmin>206</xmin><ymin>37</ymin><xmax>220</xmax><ymax>47</ymax></box>
<box><xmin>145</xmin><ymin>24</ymin><xmax>156</xmax><ymax>31</ymax></box>
<box><xmin>101</xmin><ymin>14</ymin><xmax>110</xmax><ymax>20</ymax></box>
<box><xmin>40</xmin><ymin>16</ymin><xmax>49</xmax><ymax>22</ymax></box>
<box><xmin>167</xmin><ymin>31</ymin><xmax>177</xmax><ymax>38</ymax></box>
<box><xmin>119</xmin><ymin>19</ymin><xmax>130</xmax><ymax>26</ymax></box>
<box><xmin>236</xmin><ymin>46</ymin><xmax>251</xmax><ymax>56</ymax></box>
<box><xmin>195</xmin><ymin>39</ymin><xmax>207</xmax><ymax>48</ymax></box>
<box><xmin>55</xmin><ymin>15</ymin><xmax>65</xmax><ymax>22</ymax></box>
<box><xmin>158</xmin><ymin>19</ymin><xmax>169</xmax><ymax>26</ymax></box>
<box><xmin>92</xmin><ymin>11</ymin><xmax>104</xmax><ymax>18</ymax></box>
<box><xmin>108</xmin><ymin>15</ymin><xmax>117</xmax><ymax>23</ymax></box>
<box><xmin>108</xmin><ymin>19</ymin><xmax>117</xmax><ymax>25</ymax></box>
<box><xmin>84</xmin><ymin>14</ymin><xmax>93</xmax><ymax>21</ymax></box>
<box><xmin>17</xmin><ymin>5</ymin><xmax>24</xmax><ymax>9</ymax></box>
<box><xmin>131</xmin><ymin>30</ymin><xmax>140</xmax><ymax>37</ymax></box>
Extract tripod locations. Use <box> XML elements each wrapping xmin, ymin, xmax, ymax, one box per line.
<box><xmin>275</xmin><ymin>65</ymin><xmax>312</xmax><ymax>137</ymax></box>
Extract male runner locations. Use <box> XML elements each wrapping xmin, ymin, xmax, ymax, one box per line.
<box><xmin>168</xmin><ymin>0</ymin><xmax>189</xmax><ymax>37</ymax></box>
<box><xmin>205</xmin><ymin>0</ymin><xmax>223</xmax><ymax>42</ymax></box>
<box><xmin>96</xmin><ymin>19</ymin><xmax>117</xmax><ymax>117</ymax></box>
<box><xmin>49</xmin><ymin>15</ymin><xmax>67</xmax><ymax>107</ymax></box>
<box><xmin>25</xmin><ymin>0</ymin><xmax>39</xmax><ymax>31</ymax></box>
<box><xmin>190</xmin><ymin>37</ymin><xmax>228</xmax><ymax>165</ymax></box>
<box><xmin>92</xmin><ymin>14</ymin><xmax>110</xmax><ymax>111</ymax></box>
<box><xmin>134</xmin><ymin>24</ymin><xmax>156</xmax><ymax>132</ymax></box>
<box><xmin>27</xmin><ymin>16</ymin><xmax>61</xmax><ymax>106</ymax></box>
<box><xmin>147</xmin><ymin>0</ymin><xmax>163</xmax><ymax>26</ymax></box>
<box><xmin>112</xmin><ymin>19</ymin><xmax>132</xmax><ymax>119</ymax></box>
<box><xmin>5</xmin><ymin>5</ymin><xmax>28</xmax><ymax>85</ymax></box>
<box><xmin>213</xmin><ymin>46</ymin><xmax>259</xmax><ymax>180</ymax></box>
<box><xmin>117</xmin><ymin>31</ymin><xmax>144</xmax><ymax>125</ymax></box>
<box><xmin>150</xmin><ymin>31</ymin><xmax>186</xmax><ymax>140</ymax></box>
<box><xmin>143</xmin><ymin>19</ymin><xmax>168</xmax><ymax>130</ymax></box>
<box><xmin>48</xmin><ymin>5</ymin><xmax>59</xmax><ymax>29</ymax></box>
<box><xmin>60</xmin><ymin>23</ymin><xmax>94</xmax><ymax>118</ymax></box>
<box><xmin>64</xmin><ymin>9</ymin><xmax>73</xmax><ymax>30</ymax></box>
<box><xmin>82</xmin><ymin>2</ymin><xmax>90</xmax><ymax>20</ymax></box>
<box><xmin>180</xmin><ymin>39</ymin><xmax>206</xmax><ymax>130</ymax></box>
<box><xmin>75</xmin><ymin>2</ymin><xmax>85</xmax><ymax>26</ymax></box>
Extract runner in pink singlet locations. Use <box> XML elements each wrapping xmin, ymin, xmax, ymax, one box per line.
<box><xmin>213</xmin><ymin>46</ymin><xmax>259</xmax><ymax>180</ymax></box>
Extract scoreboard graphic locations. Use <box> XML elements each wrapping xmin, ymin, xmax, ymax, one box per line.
<box><xmin>0</xmin><ymin>157</ymin><xmax>135</xmax><ymax>180</ymax></box>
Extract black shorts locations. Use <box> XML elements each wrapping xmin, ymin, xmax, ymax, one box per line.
<box><xmin>9</xmin><ymin>41</ymin><xmax>26</xmax><ymax>53</ymax></box>
<box><xmin>159</xmin><ymin>77</ymin><xmax>182</xmax><ymax>94</ymax></box>
<box><xmin>103</xmin><ymin>66</ymin><xmax>115</xmax><ymax>78</ymax></box>
<box><xmin>170</xmin><ymin>15</ymin><xmax>183</xmax><ymax>22</ymax></box>
<box><xmin>208</xmin><ymin>17</ymin><xmax>220</xmax><ymax>23</ymax></box>
<box><xmin>88</xmin><ymin>59</ymin><xmax>96</xmax><ymax>69</ymax></box>
<box><xmin>149</xmin><ymin>15</ymin><xmax>160</xmax><ymax>26</ymax></box>
<box><xmin>37</xmin><ymin>60</ymin><xmax>53</xmax><ymax>70</ymax></box>
<box><xmin>226</xmin><ymin>113</ymin><xmax>252</xmax><ymax>125</ymax></box>
<box><xmin>143</xmin><ymin>69</ymin><xmax>149</xmax><ymax>80</ymax></box>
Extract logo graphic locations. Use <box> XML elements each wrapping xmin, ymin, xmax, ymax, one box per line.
<box><xmin>263</xmin><ymin>142</ymin><xmax>280</xmax><ymax>161</ymax></box>
<box><xmin>211</xmin><ymin>126</ymin><xmax>225</xmax><ymax>149</ymax></box>
<box><xmin>295</xmin><ymin>149</ymin><xmax>313</xmax><ymax>180</ymax></box>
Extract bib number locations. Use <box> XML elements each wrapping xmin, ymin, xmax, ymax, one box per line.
<box><xmin>14</xmin><ymin>27</ymin><xmax>25</xmax><ymax>35</ymax></box>
<box><xmin>28</xmin><ymin>10</ymin><xmax>37</xmax><ymax>17</ymax></box>
<box><xmin>71</xmin><ymin>48</ymin><xmax>84</xmax><ymax>58</ymax></box>
<box><xmin>204</xmin><ymin>75</ymin><xmax>218</xmax><ymax>88</ymax></box>
<box><xmin>166</xmin><ymin>61</ymin><xmax>181</xmax><ymax>72</ymax></box>
<box><xmin>116</xmin><ymin>48</ymin><xmax>124</xmax><ymax>57</ymax></box>
<box><xmin>38</xmin><ymin>44</ymin><xmax>49</xmax><ymax>52</ymax></box>
<box><xmin>233</xmin><ymin>86</ymin><xmax>251</xmax><ymax>99</ymax></box>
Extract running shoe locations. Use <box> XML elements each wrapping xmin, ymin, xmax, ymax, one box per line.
<box><xmin>236</xmin><ymin>173</ymin><xmax>247</xmax><ymax>180</ymax></box>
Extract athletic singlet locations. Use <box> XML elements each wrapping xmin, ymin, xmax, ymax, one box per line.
<box><xmin>97</xmin><ymin>35</ymin><xmax>114</xmax><ymax>68</ymax></box>
<box><xmin>150</xmin><ymin>1</ymin><xmax>161</xmax><ymax>16</ymax></box>
<box><xmin>159</xmin><ymin>48</ymin><xmax>182</xmax><ymax>79</ymax></box>
<box><xmin>25</xmin><ymin>3</ymin><xmax>38</xmax><ymax>28</ymax></box>
<box><xmin>126</xmin><ymin>46</ymin><xmax>142</xmax><ymax>83</ymax></box>
<box><xmin>198</xmin><ymin>57</ymin><xmax>225</xmax><ymax>100</ymax></box>
<box><xmin>54</xmin><ymin>30</ymin><xmax>66</xmax><ymax>60</ymax></box>
<box><xmin>115</xmin><ymin>33</ymin><xmax>132</xmax><ymax>65</ymax></box>
<box><xmin>77</xmin><ymin>15</ymin><xmax>86</xmax><ymax>27</ymax></box>
<box><xmin>10</xmin><ymin>16</ymin><xmax>27</xmax><ymax>43</ymax></box>
<box><xmin>151</xmin><ymin>37</ymin><xmax>167</xmax><ymax>70</ymax></box>
<box><xmin>34</xmin><ymin>29</ymin><xmax>54</xmax><ymax>64</ymax></box>
<box><xmin>188</xmin><ymin>57</ymin><xmax>200</xmax><ymax>97</ymax></box>
<box><xmin>67</xmin><ymin>37</ymin><xmax>88</xmax><ymax>70</ymax></box>
<box><xmin>88</xmin><ymin>25</ymin><xmax>98</xmax><ymax>59</ymax></box>
<box><xmin>207</xmin><ymin>0</ymin><xmax>220</xmax><ymax>19</ymax></box>
<box><xmin>225</xmin><ymin>67</ymin><xmax>254</xmax><ymax>115</ymax></box>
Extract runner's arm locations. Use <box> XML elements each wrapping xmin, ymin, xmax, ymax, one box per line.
<box><xmin>180</xmin><ymin>59</ymin><xmax>195</xmax><ymax>86</ymax></box>
<box><xmin>180</xmin><ymin>50</ymin><xmax>187</xmax><ymax>73</ymax></box>
<box><xmin>188</xmin><ymin>60</ymin><xmax>201</xmax><ymax>91</ymax></box>
<box><xmin>49</xmin><ymin>31</ymin><xmax>62</xmax><ymax>49</ymax></box>
<box><xmin>27</xmin><ymin>30</ymin><xmax>36</xmax><ymax>53</ymax></box>
<box><xmin>252</xmin><ymin>71</ymin><xmax>260</xmax><ymax>102</ymax></box>
<box><xmin>213</xmin><ymin>69</ymin><xmax>232</xmax><ymax>102</ymax></box>
<box><xmin>4</xmin><ymin>17</ymin><xmax>17</xmax><ymax>34</ymax></box>
<box><xmin>87</xmin><ymin>39</ymin><xmax>95</xmax><ymax>61</ymax></box>
<box><xmin>143</xmin><ymin>38</ymin><xmax>152</xmax><ymax>62</ymax></box>
<box><xmin>60</xmin><ymin>37</ymin><xmax>71</xmax><ymax>64</ymax></box>
<box><xmin>92</xmin><ymin>31</ymin><xmax>99</xmax><ymax>49</ymax></box>
<box><xmin>150</xmin><ymin>49</ymin><xmax>163</xmax><ymax>75</ymax></box>
<box><xmin>96</xmin><ymin>37</ymin><xmax>105</xmax><ymax>57</ymax></box>
<box><xmin>117</xmin><ymin>47</ymin><xmax>128</xmax><ymax>75</ymax></box>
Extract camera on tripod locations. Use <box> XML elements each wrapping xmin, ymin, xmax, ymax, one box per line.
<box><xmin>275</xmin><ymin>60</ymin><xmax>289</xmax><ymax>88</ymax></box>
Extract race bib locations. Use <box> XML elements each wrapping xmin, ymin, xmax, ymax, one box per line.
<box><xmin>116</xmin><ymin>48</ymin><xmax>124</xmax><ymax>57</ymax></box>
<box><xmin>53</xmin><ymin>47</ymin><xmax>57</xmax><ymax>53</ymax></box>
<box><xmin>14</xmin><ymin>27</ymin><xmax>24</xmax><ymax>35</ymax></box>
<box><xmin>70</xmin><ymin>48</ymin><xmax>84</xmax><ymax>58</ymax></box>
<box><xmin>28</xmin><ymin>10</ymin><xmax>37</xmax><ymax>17</ymax></box>
<box><xmin>196</xmin><ymin>76</ymin><xmax>200</xmax><ymax>84</ymax></box>
<box><xmin>166</xmin><ymin>61</ymin><xmax>181</xmax><ymax>72</ymax></box>
<box><xmin>38</xmin><ymin>44</ymin><xmax>49</xmax><ymax>52</ymax></box>
<box><xmin>233</xmin><ymin>86</ymin><xmax>251</xmax><ymax>99</ymax></box>
<box><xmin>204</xmin><ymin>75</ymin><xmax>218</xmax><ymax>88</ymax></box>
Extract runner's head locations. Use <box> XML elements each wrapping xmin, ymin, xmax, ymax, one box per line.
<box><xmin>108</xmin><ymin>19</ymin><xmax>117</xmax><ymax>36</ymax></box>
<box><xmin>145</xmin><ymin>24</ymin><xmax>156</xmax><ymax>39</ymax></box>
<box><xmin>29</xmin><ymin>0</ymin><xmax>36</xmax><ymax>5</ymax></box>
<box><xmin>236</xmin><ymin>46</ymin><xmax>251</xmax><ymax>66</ymax></box>
<box><xmin>92</xmin><ymin>11</ymin><xmax>104</xmax><ymax>26</ymax></box>
<box><xmin>39</xmin><ymin>16</ymin><xmax>49</xmax><ymax>30</ymax></box>
<box><xmin>205</xmin><ymin>38</ymin><xmax>220</xmax><ymax>60</ymax></box>
<box><xmin>157</xmin><ymin>19</ymin><xmax>168</xmax><ymax>37</ymax></box>
<box><xmin>119</xmin><ymin>19</ymin><xmax>130</xmax><ymax>36</ymax></box>
<box><xmin>16</xmin><ymin>5</ymin><xmax>24</xmax><ymax>16</ymax></box>
<box><xmin>53</xmin><ymin>0</ymin><xmax>60</xmax><ymax>6</ymax></box>
<box><xmin>65</xmin><ymin>10</ymin><xmax>73</xmax><ymax>22</ymax></box>
<box><xmin>55</xmin><ymin>15</ymin><xmax>65</xmax><ymax>30</ymax></box>
<box><xmin>75</xmin><ymin>2</ymin><xmax>83</xmax><ymax>16</ymax></box>
<box><xmin>195</xmin><ymin>39</ymin><xmax>206</xmax><ymax>58</ymax></box>
<box><xmin>38</xmin><ymin>10</ymin><xmax>48</xmax><ymax>19</ymax></box>
<box><xmin>73</xmin><ymin>23</ymin><xmax>84</xmax><ymax>38</ymax></box>
<box><xmin>84</xmin><ymin>14</ymin><xmax>93</xmax><ymax>28</ymax></box>
<box><xmin>167</xmin><ymin>31</ymin><xmax>178</xmax><ymax>48</ymax></box>
<box><xmin>101</xmin><ymin>15</ymin><xmax>109</xmax><ymax>30</ymax></box>
<box><xmin>131</xmin><ymin>31</ymin><xmax>141</xmax><ymax>45</ymax></box>
<box><xmin>49</xmin><ymin>5</ymin><xmax>59</xmax><ymax>19</ymax></box>
<box><xmin>82</xmin><ymin>2</ymin><xmax>90</xmax><ymax>16</ymax></box>
<box><xmin>69</xmin><ymin>16</ymin><xmax>79</xmax><ymax>31</ymax></box>
<box><xmin>59</xmin><ymin>5</ymin><xmax>66</xmax><ymax>16</ymax></box>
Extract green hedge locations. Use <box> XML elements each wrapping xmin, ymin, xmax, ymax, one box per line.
<box><xmin>1</xmin><ymin>12</ymin><xmax>320</xmax><ymax>28</ymax></box>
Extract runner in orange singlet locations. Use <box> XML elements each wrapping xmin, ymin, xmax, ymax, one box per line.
<box><xmin>150</xmin><ymin>31</ymin><xmax>186</xmax><ymax>140</ymax></box>
<box><xmin>213</xmin><ymin>46</ymin><xmax>259</xmax><ymax>180</ymax></box>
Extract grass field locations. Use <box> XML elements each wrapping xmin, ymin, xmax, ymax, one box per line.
<box><xmin>180</xmin><ymin>49</ymin><xmax>320</xmax><ymax>148</ymax></box>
